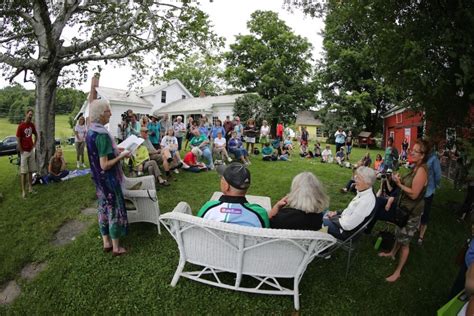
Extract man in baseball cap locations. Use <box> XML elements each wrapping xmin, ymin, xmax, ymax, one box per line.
<box><xmin>197</xmin><ymin>162</ymin><xmax>269</xmax><ymax>228</ymax></box>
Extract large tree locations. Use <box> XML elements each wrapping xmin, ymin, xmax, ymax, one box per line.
<box><xmin>0</xmin><ymin>1</ymin><xmax>220</xmax><ymax>173</ymax></box>
<box><xmin>224</xmin><ymin>10</ymin><xmax>314</xmax><ymax>131</ymax></box>
<box><xmin>293</xmin><ymin>0</ymin><xmax>474</xmax><ymax>135</ymax></box>
<box><xmin>315</xmin><ymin>0</ymin><xmax>398</xmax><ymax>136</ymax></box>
<box><xmin>161</xmin><ymin>53</ymin><xmax>223</xmax><ymax>97</ymax></box>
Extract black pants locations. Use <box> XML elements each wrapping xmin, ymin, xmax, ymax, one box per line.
<box><xmin>458</xmin><ymin>184</ymin><xmax>474</xmax><ymax>218</ymax></box>
<box><xmin>366</xmin><ymin>197</ymin><xmax>396</xmax><ymax>233</ymax></box>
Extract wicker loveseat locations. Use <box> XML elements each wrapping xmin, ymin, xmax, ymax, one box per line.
<box><xmin>160</xmin><ymin>202</ymin><xmax>337</xmax><ymax>310</ymax></box>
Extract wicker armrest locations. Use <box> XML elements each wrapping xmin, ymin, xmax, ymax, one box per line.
<box><xmin>123</xmin><ymin>189</ymin><xmax>157</xmax><ymax>199</ymax></box>
<box><xmin>171</xmin><ymin>202</ymin><xmax>193</xmax><ymax>215</ymax></box>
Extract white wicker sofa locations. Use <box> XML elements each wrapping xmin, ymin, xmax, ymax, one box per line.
<box><xmin>160</xmin><ymin>202</ymin><xmax>337</xmax><ymax>310</ymax></box>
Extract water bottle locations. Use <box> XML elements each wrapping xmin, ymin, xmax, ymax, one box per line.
<box><xmin>374</xmin><ymin>236</ymin><xmax>382</xmax><ymax>250</ymax></box>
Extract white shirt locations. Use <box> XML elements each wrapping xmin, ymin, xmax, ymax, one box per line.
<box><xmin>74</xmin><ymin>124</ymin><xmax>87</xmax><ymax>142</ymax></box>
<box><xmin>339</xmin><ymin>188</ymin><xmax>375</xmax><ymax>231</ymax></box>
<box><xmin>260</xmin><ymin>125</ymin><xmax>270</xmax><ymax>136</ymax></box>
<box><xmin>161</xmin><ymin>135</ymin><xmax>178</xmax><ymax>150</ymax></box>
<box><xmin>214</xmin><ymin>137</ymin><xmax>226</xmax><ymax>148</ymax></box>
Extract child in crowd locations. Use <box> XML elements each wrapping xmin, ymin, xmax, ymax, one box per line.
<box><xmin>299</xmin><ymin>143</ymin><xmax>314</xmax><ymax>158</ymax></box>
<box><xmin>283</xmin><ymin>136</ymin><xmax>294</xmax><ymax>151</ymax></box>
<box><xmin>340</xmin><ymin>167</ymin><xmax>357</xmax><ymax>194</ymax></box>
<box><xmin>374</xmin><ymin>153</ymin><xmax>384</xmax><ymax>174</ymax></box>
<box><xmin>279</xmin><ymin>146</ymin><xmax>291</xmax><ymax>161</ymax></box>
<box><xmin>262</xmin><ymin>143</ymin><xmax>277</xmax><ymax>161</ymax></box>
<box><xmin>313</xmin><ymin>142</ymin><xmax>322</xmax><ymax>158</ymax></box>
<box><xmin>335</xmin><ymin>147</ymin><xmax>345</xmax><ymax>166</ymax></box>
<box><xmin>272</xmin><ymin>136</ymin><xmax>282</xmax><ymax>156</ymax></box>
<box><xmin>321</xmin><ymin>145</ymin><xmax>333</xmax><ymax>163</ymax></box>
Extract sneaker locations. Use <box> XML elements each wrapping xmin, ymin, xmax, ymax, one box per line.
<box><xmin>182</xmin><ymin>162</ymin><xmax>190</xmax><ymax>169</ymax></box>
<box><xmin>417</xmin><ymin>238</ymin><xmax>423</xmax><ymax>246</ymax></box>
<box><xmin>173</xmin><ymin>169</ymin><xmax>179</xmax><ymax>174</ymax></box>
<box><xmin>77</xmin><ymin>162</ymin><xmax>80</xmax><ymax>169</ymax></box>
<box><xmin>137</xmin><ymin>171</ymin><xmax>143</xmax><ymax>176</ymax></box>
<box><xmin>81</xmin><ymin>163</ymin><xmax>86</xmax><ymax>168</ymax></box>
<box><xmin>227</xmin><ymin>157</ymin><xmax>232</xmax><ymax>162</ymax></box>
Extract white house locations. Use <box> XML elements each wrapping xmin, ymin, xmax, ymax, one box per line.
<box><xmin>77</xmin><ymin>75</ymin><xmax>245</xmax><ymax>138</ymax></box>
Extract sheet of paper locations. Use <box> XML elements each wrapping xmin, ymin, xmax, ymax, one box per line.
<box><xmin>117</xmin><ymin>135</ymin><xmax>144</xmax><ymax>153</ymax></box>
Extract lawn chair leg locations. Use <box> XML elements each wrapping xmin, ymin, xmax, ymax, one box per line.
<box><xmin>345</xmin><ymin>240</ymin><xmax>353</xmax><ymax>279</ymax></box>
<box><xmin>293</xmin><ymin>277</ymin><xmax>300</xmax><ymax>311</ymax></box>
<box><xmin>171</xmin><ymin>261</ymin><xmax>185</xmax><ymax>287</ymax></box>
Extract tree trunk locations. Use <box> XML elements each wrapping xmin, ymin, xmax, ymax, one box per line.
<box><xmin>35</xmin><ymin>70</ymin><xmax>59</xmax><ymax>175</ymax></box>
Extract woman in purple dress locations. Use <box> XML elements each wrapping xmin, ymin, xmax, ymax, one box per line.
<box><xmin>86</xmin><ymin>100</ymin><xmax>130</xmax><ymax>256</ymax></box>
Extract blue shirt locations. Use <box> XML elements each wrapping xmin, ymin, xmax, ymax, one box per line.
<box><xmin>199</xmin><ymin>126</ymin><xmax>209</xmax><ymax>137</ymax></box>
<box><xmin>147</xmin><ymin>121</ymin><xmax>160</xmax><ymax>145</ymax></box>
<box><xmin>425</xmin><ymin>152</ymin><xmax>441</xmax><ymax>197</ymax></box>
<box><xmin>211</xmin><ymin>126</ymin><xmax>226</xmax><ymax>139</ymax></box>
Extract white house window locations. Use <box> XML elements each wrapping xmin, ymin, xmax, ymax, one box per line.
<box><xmin>316</xmin><ymin>127</ymin><xmax>323</xmax><ymax>138</ymax></box>
<box><xmin>212</xmin><ymin>116</ymin><xmax>219</xmax><ymax>125</ymax></box>
<box><xmin>182</xmin><ymin>95</ymin><xmax>186</xmax><ymax>99</ymax></box>
<box><xmin>396</xmin><ymin>113</ymin><xmax>402</xmax><ymax>123</ymax></box>
<box><xmin>161</xmin><ymin>91</ymin><xmax>167</xmax><ymax>103</ymax></box>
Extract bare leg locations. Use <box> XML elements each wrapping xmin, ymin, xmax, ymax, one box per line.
<box><xmin>28</xmin><ymin>172</ymin><xmax>33</xmax><ymax>192</ymax></box>
<box><xmin>378</xmin><ymin>241</ymin><xmax>400</xmax><ymax>259</ymax></box>
<box><xmin>102</xmin><ymin>235</ymin><xmax>112</xmax><ymax>248</ymax></box>
<box><xmin>250</xmin><ymin>143</ymin><xmax>255</xmax><ymax>154</ymax></box>
<box><xmin>386</xmin><ymin>244</ymin><xmax>410</xmax><ymax>282</ymax></box>
<box><xmin>20</xmin><ymin>174</ymin><xmax>26</xmax><ymax>198</ymax></box>
<box><xmin>111</xmin><ymin>238</ymin><xmax>127</xmax><ymax>254</ymax></box>
<box><xmin>419</xmin><ymin>224</ymin><xmax>427</xmax><ymax>240</ymax></box>
<box><xmin>245</xmin><ymin>142</ymin><xmax>250</xmax><ymax>152</ymax></box>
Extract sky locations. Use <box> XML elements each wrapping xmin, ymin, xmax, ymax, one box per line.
<box><xmin>0</xmin><ymin>0</ymin><xmax>325</xmax><ymax>92</ymax></box>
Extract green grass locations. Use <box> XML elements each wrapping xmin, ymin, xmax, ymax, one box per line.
<box><xmin>0</xmin><ymin>138</ymin><xmax>469</xmax><ymax>314</ymax></box>
<box><xmin>0</xmin><ymin>115</ymin><xmax>73</xmax><ymax>140</ymax></box>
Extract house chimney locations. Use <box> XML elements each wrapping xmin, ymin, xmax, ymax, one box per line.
<box><xmin>199</xmin><ymin>89</ymin><xmax>206</xmax><ymax>98</ymax></box>
<box><xmin>88</xmin><ymin>73</ymin><xmax>100</xmax><ymax>104</ymax></box>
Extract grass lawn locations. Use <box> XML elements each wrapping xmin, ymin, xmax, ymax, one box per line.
<box><xmin>0</xmin><ymin>115</ymin><xmax>73</xmax><ymax>140</ymax></box>
<box><xmin>0</xmin><ymin>119</ymin><xmax>469</xmax><ymax>314</ymax></box>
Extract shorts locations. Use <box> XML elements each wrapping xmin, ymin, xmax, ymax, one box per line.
<box><xmin>259</xmin><ymin>135</ymin><xmax>269</xmax><ymax>144</ymax></box>
<box><xmin>395</xmin><ymin>215</ymin><xmax>421</xmax><ymax>245</ymax></box>
<box><xmin>346</xmin><ymin>145</ymin><xmax>352</xmax><ymax>153</ymax></box>
<box><xmin>245</xmin><ymin>137</ymin><xmax>256</xmax><ymax>143</ymax></box>
<box><xmin>20</xmin><ymin>150</ymin><xmax>37</xmax><ymax>174</ymax></box>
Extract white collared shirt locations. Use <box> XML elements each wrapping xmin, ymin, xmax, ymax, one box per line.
<box><xmin>339</xmin><ymin>188</ymin><xmax>375</xmax><ymax>231</ymax></box>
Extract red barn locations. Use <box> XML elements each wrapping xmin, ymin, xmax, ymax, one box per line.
<box><xmin>382</xmin><ymin>107</ymin><xmax>424</xmax><ymax>152</ymax></box>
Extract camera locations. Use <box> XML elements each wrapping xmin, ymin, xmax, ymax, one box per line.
<box><xmin>381</xmin><ymin>174</ymin><xmax>387</xmax><ymax>179</ymax></box>
<box><xmin>121</xmin><ymin>111</ymin><xmax>130</xmax><ymax>124</ymax></box>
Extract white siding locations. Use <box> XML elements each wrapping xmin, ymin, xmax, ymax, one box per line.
<box><xmin>212</xmin><ymin>105</ymin><xmax>234</xmax><ymax>121</ymax></box>
<box><xmin>147</xmin><ymin>82</ymin><xmax>190</xmax><ymax>112</ymax></box>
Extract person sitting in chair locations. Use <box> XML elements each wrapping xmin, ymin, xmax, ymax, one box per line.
<box><xmin>197</xmin><ymin>162</ymin><xmax>269</xmax><ymax>228</ymax></box>
<box><xmin>323</xmin><ymin>166</ymin><xmax>376</xmax><ymax>240</ymax></box>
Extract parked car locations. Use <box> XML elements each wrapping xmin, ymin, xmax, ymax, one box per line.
<box><xmin>0</xmin><ymin>136</ymin><xmax>61</xmax><ymax>156</ymax></box>
<box><xmin>0</xmin><ymin>136</ymin><xmax>18</xmax><ymax>156</ymax></box>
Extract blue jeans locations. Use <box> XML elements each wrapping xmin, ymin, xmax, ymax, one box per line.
<box><xmin>201</xmin><ymin>147</ymin><xmax>214</xmax><ymax>169</ymax></box>
<box><xmin>46</xmin><ymin>170</ymin><xmax>69</xmax><ymax>183</ymax></box>
<box><xmin>323</xmin><ymin>214</ymin><xmax>344</xmax><ymax>239</ymax></box>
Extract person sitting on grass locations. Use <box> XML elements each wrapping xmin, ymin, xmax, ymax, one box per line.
<box><xmin>374</xmin><ymin>154</ymin><xmax>384</xmax><ymax>174</ymax></box>
<box><xmin>354</xmin><ymin>152</ymin><xmax>372</xmax><ymax>168</ymax></box>
<box><xmin>272</xmin><ymin>136</ymin><xmax>283</xmax><ymax>156</ymax></box>
<box><xmin>262</xmin><ymin>143</ymin><xmax>277</xmax><ymax>161</ymax></box>
<box><xmin>313</xmin><ymin>142</ymin><xmax>322</xmax><ymax>158</ymax></box>
<box><xmin>197</xmin><ymin>162</ymin><xmax>269</xmax><ymax>228</ymax></box>
<box><xmin>283</xmin><ymin>135</ymin><xmax>294</xmax><ymax>151</ymax></box>
<box><xmin>228</xmin><ymin>131</ymin><xmax>251</xmax><ymax>165</ymax></box>
<box><xmin>189</xmin><ymin>128</ymin><xmax>214</xmax><ymax>170</ymax></box>
<box><xmin>46</xmin><ymin>147</ymin><xmax>69</xmax><ymax>183</ymax></box>
<box><xmin>340</xmin><ymin>167</ymin><xmax>358</xmax><ymax>194</ymax></box>
<box><xmin>182</xmin><ymin>147</ymin><xmax>208</xmax><ymax>173</ymax></box>
<box><xmin>323</xmin><ymin>166</ymin><xmax>376</xmax><ymax>240</ymax></box>
<box><xmin>213</xmin><ymin>131</ymin><xmax>231</xmax><ymax>163</ymax></box>
<box><xmin>269</xmin><ymin>172</ymin><xmax>329</xmax><ymax>230</ymax></box>
<box><xmin>321</xmin><ymin>145</ymin><xmax>333</xmax><ymax>163</ymax></box>
<box><xmin>279</xmin><ymin>145</ymin><xmax>291</xmax><ymax>161</ymax></box>
<box><xmin>335</xmin><ymin>147</ymin><xmax>345</xmax><ymax>166</ymax></box>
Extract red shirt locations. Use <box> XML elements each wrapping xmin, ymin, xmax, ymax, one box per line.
<box><xmin>16</xmin><ymin>121</ymin><xmax>37</xmax><ymax>152</ymax></box>
<box><xmin>276</xmin><ymin>124</ymin><xmax>284</xmax><ymax>137</ymax></box>
<box><xmin>183</xmin><ymin>151</ymin><xmax>197</xmax><ymax>166</ymax></box>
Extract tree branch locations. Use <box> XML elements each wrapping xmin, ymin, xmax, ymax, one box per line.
<box><xmin>0</xmin><ymin>52</ymin><xmax>39</xmax><ymax>70</ymax></box>
<box><xmin>61</xmin><ymin>43</ymin><xmax>156</xmax><ymax>66</ymax></box>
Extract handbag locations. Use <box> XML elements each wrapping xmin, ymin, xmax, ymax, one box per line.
<box><xmin>393</xmin><ymin>205</ymin><xmax>412</xmax><ymax>228</ymax></box>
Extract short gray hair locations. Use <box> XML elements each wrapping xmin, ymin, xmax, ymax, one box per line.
<box><xmin>89</xmin><ymin>99</ymin><xmax>110</xmax><ymax>123</ymax></box>
<box><xmin>286</xmin><ymin>172</ymin><xmax>330</xmax><ymax>214</ymax></box>
<box><xmin>356</xmin><ymin>166</ymin><xmax>376</xmax><ymax>187</ymax></box>
<box><xmin>191</xmin><ymin>147</ymin><xmax>202</xmax><ymax>157</ymax></box>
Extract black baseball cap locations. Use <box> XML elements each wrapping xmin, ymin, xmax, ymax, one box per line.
<box><xmin>216</xmin><ymin>162</ymin><xmax>251</xmax><ymax>190</ymax></box>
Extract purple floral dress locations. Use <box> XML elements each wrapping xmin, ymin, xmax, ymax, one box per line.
<box><xmin>86</xmin><ymin>124</ymin><xmax>128</xmax><ymax>239</ymax></box>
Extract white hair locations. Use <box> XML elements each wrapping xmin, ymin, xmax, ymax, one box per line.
<box><xmin>191</xmin><ymin>147</ymin><xmax>202</xmax><ymax>157</ymax></box>
<box><xmin>356</xmin><ymin>166</ymin><xmax>376</xmax><ymax>187</ymax></box>
<box><xmin>286</xmin><ymin>172</ymin><xmax>329</xmax><ymax>214</ymax></box>
<box><xmin>89</xmin><ymin>99</ymin><xmax>110</xmax><ymax>123</ymax></box>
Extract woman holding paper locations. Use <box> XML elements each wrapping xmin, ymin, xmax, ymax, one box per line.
<box><xmin>86</xmin><ymin>100</ymin><xmax>130</xmax><ymax>257</ymax></box>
